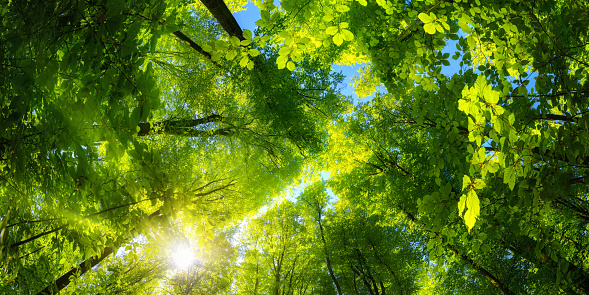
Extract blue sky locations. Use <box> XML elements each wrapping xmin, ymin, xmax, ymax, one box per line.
<box><xmin>233</xmin><ymin>3</ymin><xmax>468</xmax><ymax>101</ymax></box>
<box><xmin>233</xmin><ymin>3</ymin><xmax>364</xmax><ymax>100</ymax></box>
<box><xmin>233</xmin><ymin>2</ymin><xmax>261</xmax><ymax>34</ymax></box>
<box><xmin>233</xmin><ymin>1</ymin><xmax>539</xmax><ymax>102</ymax></box>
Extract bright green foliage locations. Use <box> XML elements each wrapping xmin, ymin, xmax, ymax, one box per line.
<box><xmin>253</xmin><ymin>0</ymin><xmax>589</xmax><ymax>292</ymax></box>
<box><xmin>233</xmin><ymin>183</ymin><xmax>426</xmax><ymax>295</ymax></box>
<box><xmin>316</xmin><ymin>197</ymin><xmax>426</xmax><ymax>294</ymax></box>
<box><xmin>0</xmin><ymin>0</ymin><xmax>345</xmax><ymax>293</ymax></box>
<box><xmin>233</xmin><ymin>199</ymin><xmax>325</xmax><ymax>294</ymax></box>
<box><xmin>163</xmin><ymin>230</ymin><xmax>238</xmax><ymax>295</ymax></box>
<box><xmin>418</xmin><ymin>12</ymin><xmax>448</xmax><ymax>34</ymax></box>
<box><xmin>2</xmin><ymin>0</ymin><xmax>589</xmax><ymax>293</ymax></box>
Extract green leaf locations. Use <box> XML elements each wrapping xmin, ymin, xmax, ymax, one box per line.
<box><xmin>466</xmin><ymin>190</ymin><xmax>480</xmax><ymax>216</ymax></box>
<box><xmin>80</xmin><ymin>236</ymin><xmax>91</xmax><ymax>245</ymax></box>
<box><xmin>503</xmin><ymin>166</ymin><xmax>515</xmax><ymax>188</ymax></box>
<box><xmin>240</xmin><ymin>56</ymin><xmax>250</xmax><ymax>67</ymax></box>
<box><xmin>508</xmin><ymin>113</ymin><xmax>515</xmax><ymax>125</ymax></box>
<box><xmin>486</xmin><ymin>162</ymin><xmax>499</xmax><ymax>173</ymax></box>
<box><xmin>256</xmin><ymin>19</ymin><xmax>268</xmax><ymax>27</ymax></box>
<box><xmin>240</xmin><ymin>39</ymin><xmax>251</xmax><ymax>46</ymax></box>
<box><xmin>474</xmin><ymin>75</ymin><xmax>488</xmax><ymax>93</ymax></box>
<box><xmin>481</xmin><ymin>244</ymin><xmax>491</xmax><ymax>253</ymax></box>
<box><xmin>201</xmin><ymin>44</ymin><xmax>213</xmax><ymax>52</ymax></box>
<box><xmin>230</xmin><ymin>36</ymin><xmax>241</xmax><ymax>47</ymax></box>
<box><xmin>260</xmin><ymin>10</ymin><xmax>270</xmax><ymax>20</ymax></box>
<box><xmin>424</xmin><ymin>23</ymin><xmax>437</xmax><ymax>34</ymax></box>
<box><xmin>486</xmin><ymin>89</ymin><xmax>499</xmax><ymax>104</ymax></box>
<box><xmin>458</xmin><ymin>194</ymin><xmax>466</xmax><ymax>216</ymax></box>
<box><xmin>418</xmin><ymin>12</ymin><xmax>433</xmax><ymax>23</ymax></box>
<box><xmin>464</xmin><ymin>208</ymin><xmax>477</xmax><ymax>230</ymax></box>
<box><xmin>243</xmin><ymin>29</ymin><xmax>253</xmax><ymax>40</ymax></box>
<box><xmin>435</xmin><ymin>23</ymin><xmax>445</xmax><ymax>33</ymax></box>
<box><xmin>278</xmin><ymin>46</ymin><xmax>291</xmax><ymax>56</ymax></box>
<box><xmin>290</xmin><ymin>52</ymin><xmax>303</xmax><ymax>62</ymax></box>
<box><xmin>276</xmin><ymin>55</ymin><xmax>288</xmax><ymax>69</ymax></box>
<box><xmin>509</xmin><ymin>129</ymin><xmax>518</xmax><ymax>144</ymax></box>
<box><xmin>287</xmin><ymin>61</ymin><xmax>295</xmax><ymax>71</ymax></box>
<box><xmin>129</xmin><ymin>107</ymin><xmax>141</xmax><ymax>128</ymax></box>
<box><xmin>442</xmin><ymin>21</ymin><xmax>450</xmax><ymax>31</ymax></box>
<box><xmin>436</xmin><ymin>246</ymin><xmax>443</xmax><ymax>256</ymax></box>
<box><xmin>215</xmin><ymin>40</ymin><xmax>228</xmax><ymax>50</ymax></box>
<box><xmin>458</xmin><ymin>99</ymin><xmax>468</xmax><ymax>112</ymax></box>
<box><xmin>249</xmin><ymin>48</ymin><xmax>261</xmax><ymax>57</ymax></box>
<box><xmin>464</xmin><ymin>190</ymin><xmax>480</xmax><ymax>230</ymax></box>
<box><xmin>335</xmin><ymin>4</ymin><xmax>349</xmax><ymax>12</ymax></box>
<box><xmin>326</xmin><ymin>26</ymin><xmax>339</xmax><ymax>35</ymax></box>
<box><xmin>473</xmin><ymin>179</ymin><xmax>486</xmax><ymax>189</ymax></box>
<box><xmin>226</xmin><ymin>49</ymin><xmax>238</xmax><ymax>61</ymax></box>
<box><xmin>333</xmin><ymin>33</ymin><xmax>344</xmax><ymax>46</ymax></box>
<box><xmin>472</xmin><ymin>240</ymin><xmax>481</xmax><ymax>252</ymax></box>
<box><xmin>462</xmin><ymin>175</ymin><xmax>471</xmax><ymax>191</ymax></box>
<box><xmin>427</xmin><ymin>238</ymin><xmax>435</xmax><ymax>250</ymax></box>
<box><xmin>107</xmin><ymin>14</ymin><xmax>124</xmax><ymax>35</ymax></box>
<box><xmin>341</xmin><ymin>29</ymin><xmax>354</xmax><ymax>41</ymax></box>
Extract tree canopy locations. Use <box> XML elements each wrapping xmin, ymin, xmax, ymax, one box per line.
<box><xmin>1</xmin><ymin>0</ymin><xmax>588</xmax><ymax>294</ymax></box>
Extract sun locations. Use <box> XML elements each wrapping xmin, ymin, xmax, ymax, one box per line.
<box><xmin>172</xmin><ymin>244</ymin><xmax>195</xmax><ymax>269</ymax></box>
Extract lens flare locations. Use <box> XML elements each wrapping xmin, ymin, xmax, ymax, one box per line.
<box><xmin>172</xmin><ymin>245</ymin><xmax>194</xmax><ymax>269</ymax></box>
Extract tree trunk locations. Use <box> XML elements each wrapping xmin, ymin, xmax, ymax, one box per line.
<box><xmin>253</xmin><ymin>262</ymin><xmax>260</xmax><ymax>295</ymax></box>
<box><xmin>10</xmin><ymin>226</ymin><xmax>66</xmax><ymax>250</ymax></box>
<box><xmin>316</xmin><ymin>206</ymin><xmax>343</xmax><ymax>295</ymax></box>
<box><xmin>369</xmin><ymin>240</ymin><xmax>404</xmax><ymax>295</ymax></box>
<box><xmin>506</xmin><ymin>236</ymin><xmax>589</xmax><ymax>295</ymax></box>
<box><xmin>445</xmin><ymin>244</ymin><xmax>516</xmax><ymax>295</ymax></box>
<box><xmin>37</xmin><ymin>246</ymin><xmax>114</xmax><ymax>295</ymax></box>
<box><xmin>35</xmin><ymin>210</ymin><xmax>162</xmax><ymax>295</ymax></box>
<box><xmin>349</xmin><ymin>264</ymin><xmax>375</xmax><ymax>295</ymax></box>
<box><xmin>399</xmin><ymin>206</ymin><xmax>516</xmax><ymax>295</ymax></box>
<box><xmin>172</xmin><ymin>31</ymin><xmax>214</xmax><ymax>60</ymax></box>
<box><xmin>199</xmin><ymin>0</ymin><xmax>244</xmax><ymax>39</ymax></box>
<box><xmin>136</xmin><ymin>114</ymin><xmax>224</xmax><ymax>137</ymax></box>
<box><xmin>380</xmin><ymin>281</ymin><xmax>386</xmax><ymax>295</ymax></box>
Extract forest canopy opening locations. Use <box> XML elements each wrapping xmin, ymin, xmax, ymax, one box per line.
<box><xmin>171</xmin><ymin>244</ymin><xmax>195</xmax><ymax>270</ymax></box>
<box><xmin>1</xmin><ymin>0</ymin><xmax>588</xmax><ymax>294</ymax></box>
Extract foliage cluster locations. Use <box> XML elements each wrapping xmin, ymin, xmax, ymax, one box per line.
<box><xmin>1</xmin><ymin>0</ymin><xmax>588</xmax><ymax>294</ymax></box>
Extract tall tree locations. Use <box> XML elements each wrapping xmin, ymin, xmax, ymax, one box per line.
<box><xmin>299</xmin><ymin>182</ymin><xmax>343</xmax><ymax>295</ymax></box>
<box><xmin>233</xmin><ymin>199</ymin><xmax>322</xmax><ymax>295</ymax></box>
<box><xmin>2</xmin><ymin>0</ymin><xmax>589</xmax><ymax>293</ymax></box>
<box><xmin>0</xmin><ymin>0</ymin><xmax>345</xmax><ymax>293</ymax></box>
<box><xmin>258</xmin><ymin>0</ymin><xmax>589</xmax><ymax>293</ymax></box>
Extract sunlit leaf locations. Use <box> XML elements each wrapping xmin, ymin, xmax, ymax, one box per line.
<box><xmin>333</xmin><ymin>33</ymin><xmax>344</xmax><ymax>46</ymax></box>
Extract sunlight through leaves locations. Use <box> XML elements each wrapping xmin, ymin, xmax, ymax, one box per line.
<box><xmin>172</xmin><ymin>244</ymin><xmax>195</xmax><ymax>270</ymax></box>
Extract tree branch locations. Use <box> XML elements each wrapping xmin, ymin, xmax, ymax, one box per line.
<box><xmin>37</xmin><ymin>247</ymin><xmax>114</xmax><ymax>295</ymax></box>
<box><xmin>199</xmin><ymin>0</ymin><xmax>244</xmax><ymax>39</ymax></box>
<box><xmin>172</xmin><ymin>31</ymin><xmax>213</xmax><ymax>59</ymax></box>
<box><xmin>36</xmin><ymin>210</ymin><xmax>162</xmax><ymax>295</ymax></box>
<box><xmin>137</xmin><ymin>114</ymin><xmax>224</xmax><ymax>137</ymax></box>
